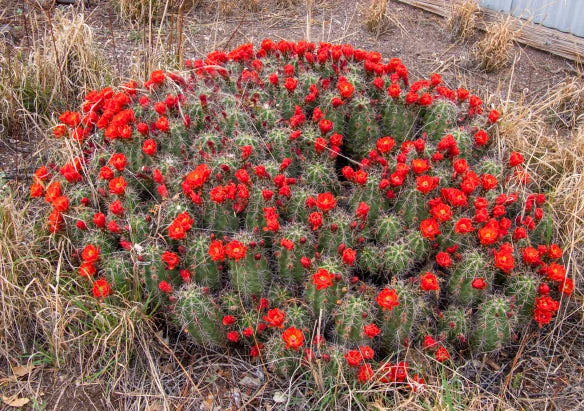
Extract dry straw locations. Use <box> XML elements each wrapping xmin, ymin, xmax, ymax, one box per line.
<box><xmin>363</xmin><ymin>0</ymin><xmax>390</xmax><ymax>37</ymax></box>
<box><xmin>446</xmin><ymin>0</ymin><xmax>480</xmax><ymax>42</ymax></box>
<box><xmin>473</xmin><ymin>15</ymin><xmax>519</xmax><ymax>72</ymax></box>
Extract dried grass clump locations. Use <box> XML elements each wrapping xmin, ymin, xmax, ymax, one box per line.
<box><xmin>114</xmin><ymin>0</ymin><xmax>199</xmax><ymax>23</ymax></box>
<box><xmin>363</xmin><ymin>0</ymin><xmax>390</xmax><ymax>36</ymax></box>
<box><xmin>473</xmin><ymin>16</ymin><xmax>518</xmax><ymax>72</ymax></box>
<box><xmin>446</xmin><ymin>0</ymin><xmax>480</xmax><ymax>42</ymax></box>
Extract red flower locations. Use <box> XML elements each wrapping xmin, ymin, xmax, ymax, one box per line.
<box><xmin>509</xmin><ymin>152</ymin><xmax>524</xmax><ymax>167</ymax></box>
<box><xmin>363</xmin><ymin>323</ymin><xmax>381</xmax><ymax>338</ymax></box>
<box><xmin>548</xmin><ymin>244</ymin><xmax>563</xmax><ymax>259</ymax></box>
<box><xmin>158</xmin><ymin>281</ymin><xmax>173</xmax><ymax>294</ymax></box>
<box><xmin>282</xmin><ymin>327</ymin><xmax>304</xmax><ymax>350</ymax></box>
<box><xmin>52</xmin><ymin>196</ymin><xmax>69</xmax><ymax>212</ymax></box>
<box><xmin>225</xmin><ymin>240</ymin><xmax>247</xmax><ymax>261</ymax></box>
<box><xmin>355</xmin><ymin>202</ymin><xmax>370</xmax><ymax>219</ymax></box>
<box><xmin>376</xmin><ymin>288</ymin><xmax>400</xmax><ymax>311</ymax></box>
<box><xmin>263</xmin><ymin>308</ymin><xmax>286</xmax><ymax>328</ymax></box>
<box><xmin>155</xmin><ymin>116</ymin><xmax>170</xmax><ymax>132</ymax></box>
<box><xmin>81</xmin><ymin>244</ymin><xmax>100</xmax><ymax>263</ymax></box>
<box><xmin>312</xmin><ymin>268</ymin><xmax>334</xmax><ymax>290</ymax></box>
<box><xmin>435</xmin><ymin>252</ymin><xmax>452</xmax><ymax>268</ymax></box>
<box><xmin>376</xmin><ymin>136</ymin><xmax>395</xmax><ymax>154</ymax></box>
<box><xmin>420</xmin><ymin>272</ymin><xmax>439</xmax><ymax>291</ymax></box>
<box><xmin>546</xmin><ymin>263</ymin><xmax>566</xmax><ymax>282</ymax></box>
<box><xmin>314</xmin><ymin>137</ymin><xmax>327</xmax><ymax>153</ymax></box>
<box><xmin>411</xmin><ymin>158</ymin><xmax>430</xmax><ymax>174</ymax></box>
<box><xmin>185</xmin><ymin>164</ymin><xmax>211</xmax><ymax>189</ymax></box>
<box><xmin>387</xmin><ymin>83</ymin><xmax>401</xmax><ymax>98</ymax></box>
<box><xmin>109</xmin><ymin>200</ymin><xmax>124</xmax><ymax>216</ymax></box>
<box><xmin>471</xmin><ymin>278</ymin><xmax>487</xmax><ymax>289</ymax></box>
<box><xmin>227</xmin><ymin>331</ymin><xmax>240</xmax><ymax>343</ymax></box>
<box><xmin>79</xmin><ymin>262</ymin><xmax>96</xmax><ymax>277</ymax></box>
<box><xmin>494</xmin><ymin>250</ymin><xmax>514</xmax><ymax>273</ymax></box>
<box><xmin>284</xmin><ymin>77</ymin><xmax>298</xmax><ymax>92</ymax></box>
<box><xmin>422</xmin><ymin>335</ymin><xmax>438</xmax><ymax>350</ymax></box>
<box><xmin>319</xmin><ymin>119</ymin><xmax>333</xmax><ymax>134</ymax></box>
<box><xmin>558</xmin><ymin>278</ymin><xmax>573</xmax><ymax>295</ymax></box>
<box><xmin>92</xmin><ymin>278</ymin><xmax>112</xmax><ymax>299</ymax></box>
<box><xmin>93</xmin><ymin>212</ymin><xmax>106</xmax><ymax>228</ymax></box>
<box><xmin>168</xmin><ymin>221</ymin><xmax>186</xmax><ymax>240</ymax></box>
<box><xmin>108</xmin><ymin>176</ymin><xmax>128</xmax><ymax>195</ymax></box>
<box><xmin>280</xmin><ymin>238</ymin><xmax>294</xmax><ymax>250</ymax></box>
<box><xmin>435</xmin><ymin>346</ymin><xmax>450</xmax><ymax>362</ymax></box>
<box><xmin>337</xmin><ymin>80</ymin><xmax>355</xmax><ymax>98</ymax></box>
<box><xmin>359</xmin><ymin>345</ymin><xmax>374</xmax><ymax>360</ymax></box>
<box><xmin>357</xmin><ymin>363</ymin><xmax>374</xmax><ymax>383</ymax></box>
<box><xmin>308</xmin><ymin>211</ymin><xmax>323</xmax><ymax>231</ymax></box>
<box><xmin>161</xmin><ymin>251</ymin><xmax>180</xmax><ymax>270</ymax></box>
<box><xmin>420</xmin><ymin>218</ymin><xmax>441</xmax><ymax>240</ymax></box>
<box><xmin>342</xmin><ymin>248</ymin><xmax>356</xmax><ymax>266</ymax></box>
<box><xmin>207</xmin><ymin>240</ymin><xmax>224</xmax><ymax>261</ymax></box>
<box><xmin>222</xmin><ymin>315</ymin><xmax>236</xmax><ymax>326</ymax></box>
<box><xmin>109</xmin><ymin>153</ymin><xmax>127</xmax><ymax>171</ymax></box>
<box><xmin>416</xmin><ymin>176</ymin><xmax>439</xmax><ymax>194</ymax></box>
<box><xmin>142</xmin><ymin>139</ymin><xmax>157</xmax><ymax>156</ymax></box>
<box><xmin>316</xmin><ymin>192</ymin><xmax>337</xmax><ymax>212</ymax></box>
<box><xmin>488</xmin><ymin>109</ymin><xmax>500</xmax><ymax>123</ymax></box>
<box><xmin>344</xmin><ymin>350</ymin><xmax>363</xmax><ymax>367</ymax></box>
<box><xmin>477</xmin><ymin>225</ymin><xmax>498</xmax><ymax>245</ymax></box>
<box><xmin>474</xmin><ymin>130</ymin><xmax>489</xmax><ymax>146</ymax></box>
<box><xmin>430</xmin><ymin>203</ymin><xmax>452</xmax><ymax>222</ymax></box>
<box><xmin>522</xmin><ymin>247</ymin><xmax>541</xmax><ymax>265</ymax></box>
<box><xmin>99</xmin><ymin>166</ymin><xmax>114</xmax><ymax>180</ymax></box>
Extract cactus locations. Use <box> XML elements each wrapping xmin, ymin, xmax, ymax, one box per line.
<box><xmin>274</xmin><ymin>223</ymin><xmax>315</xmax><ymax>285</ymax></box>
<box><xmin>227</xmin><ymin>232</ymin><xmax>271</xmax><ymax>301</ymax></box>
<box><xmin>333</xmin><ymin>294</ymin><xmax>374</xmax><ymax>346</ymax></box>
<box><xmin>471</xmin><ymin>296</ymin><xmax>517</xmax><ymax>353</ymax></box>
<box><xmin>448</xmin><ymin>250</ymin><xmax>492</xmax><ymax>306</ymax></box>
<box><xmin>33</xmin><ymin>39</ymin><xmax>568</xmax><ymax>388</ymax></box>
<box><xmin>174</xmin><ymin>285</ymin><xmax>226</xmax><ymax>347</ymax></box>
<box><xmin>380</xmin><ymin>96</ymin><xmax>417</xmax><ymax>143</ymax></box>
<box><xmin>438</xmin><ymin>307</ymin><xmax>470</xmax><ymax>345</ymax></box>
<box><xmin>423</xmin><ymin>100</ymin><xmax>457</xmax><ymax>143</ymax></box>
<box><xmin>378</xmin><ymin>281</ymin><xmax>421</xmax><ymax>352</ymax></box>
<box><xmin>345</xmin><ymin>95</ymin><xmax>379</xmax><ymax>159</ymax></box>
<box><xmin>505</xmin><ymin>274</ymin><xmax>539</xmax><ymax>321</ymax></box>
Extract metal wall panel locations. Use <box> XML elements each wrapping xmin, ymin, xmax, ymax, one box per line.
<box><xmin>480</xmin><ymin>0</ymin><xmax>584</xmax><ymax>37</ymax></box>
<box><xmin>479</xmin><ymin>0</ymin><xmax>512</xmax><ymax>13</ymax></box>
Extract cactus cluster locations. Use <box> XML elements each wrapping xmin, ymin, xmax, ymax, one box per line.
<box><xmin>30</xmin><ymin>40</ymin><xmax>571</xmax><ymax>388</ymax></box>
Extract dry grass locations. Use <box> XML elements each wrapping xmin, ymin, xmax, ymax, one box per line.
<box><xmin>473</xmin><ymin>15</ymin><xmax>519</xmax><ymax>72</ymax></box>
<box><xmin>446</xmin><ymin>0</ymin><xmax>480</xmax><ymax>42</ymax></box>
<box><xmin>363</xmin><ymin>0</ymin><xmax>390</xmax><ymax>37</ymax></box>
<box><xmin>114</xmin><ymin>0</ymin><xmax>200</xmax><ymax>23</ymax></box>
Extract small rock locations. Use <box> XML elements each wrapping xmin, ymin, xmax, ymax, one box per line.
<box><xmin>239</xmin><ymin>375</ymin><xmax>261</xmax><ymax>388</ymax></box>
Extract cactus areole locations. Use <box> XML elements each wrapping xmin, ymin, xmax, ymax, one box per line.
<box><xmin>32</xmin><ymin>40</ymin><xmax>570</xmax><ymax>387</ymax></box>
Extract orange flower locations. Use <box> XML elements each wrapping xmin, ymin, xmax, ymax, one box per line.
<box><xmin>477</xmin><ymin>225</ymin><xmax>498</xmax><ymax>245</ymax></box>
<box><xmin>376</xmin><ymin>136</ymin><xmax>395</xmax><ymax>154</ymax></box>
<box><xmin>420</xmin><ymin>272</ymin><xmax>439</xmax><ymax>291</ymax></box>
<box><xmin>494</xmin><ymin>251</ymin><xmax>514</xmax><ymax>273</ymax></box>
<box><xmin>81</xmin><ymin>244</ymin><xmax>100</xmax><ymax>263</ymax></box>
<box><xmin>225</xmin><ymin>240</ymin><xmax>247</xmax><ymax>261</ymax></box>
<box><xmin>419</xmin><ymin>218</ymin><xmax>440</xmax><ymax>240</ymax></box>
<box><xmin>79</xmin><ymin>262</ymin><xmax>96</xmax><ymax>277</ymax></box>
<box><xmin>312</xmin><ymin>268</ymin><xmax>334</xmax><ymax>290</ymax></box>
<box><xmin>337</xmin><ymin>80</ymin><xmax>355</xmax><ymax>99</ymax></box>
<box><xmin>109</xmin><ymin>176</ymin><xmax>128</xmax><ymax>195</ymax></box>
<box><xmin>92</xmin><ymin>278</ymin><xmax>112</xmax><ymax>299</ymax></box>
<box><xmin>316</xmin><ymin>192</ymin><xmax>336</xmax><ymax>212</ymax></box>
<box><xmin>263</xmin><ymin>308</ymin><xmax>286</xmax><ymax>328</ymax></box>
<box><xmin>208</xmin><ymin>240</ymin><xmax>225</xmax><ymax>261</ymax></box>
<box><xmin>376</xmin><ymin>288</ymin><xmax>400</xmax><ymax>311</ymax></box>
<box><xmin>30</xmin><ymin>183</ymin><xmax>44</xmax><ymax>198</ymax></box>
<box><xmin>282</xmin><ymin>327</ymin><xmax>304</xmax><ymax>350</ymax></box>
<box><xmin>185</xmin><ymin>164</ymin><xmax>211</xmax><ymax>189</ymax></box>
<box><xmin>161</xmin><ymin>251</ymin><xmax>180</xmax><ymax>270</ymax></box>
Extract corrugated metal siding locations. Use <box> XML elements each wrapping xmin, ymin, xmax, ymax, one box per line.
<box><xmin>479</xmin><ymin>0</ymin><xmax>584</xmax><ymax>37</ymax></box>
